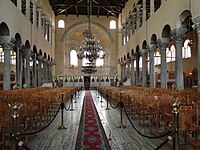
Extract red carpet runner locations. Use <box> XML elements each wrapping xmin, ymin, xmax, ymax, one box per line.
<box><xmin>75</xmin><ymin>91</ymin><xmax>111</xmax><ymax>150</ymax></box>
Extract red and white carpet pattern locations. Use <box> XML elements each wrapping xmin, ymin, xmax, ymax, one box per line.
<box><xmin>75</xmin><ymin>91</ymin><xmax>111</xmax><ymax>150</ymax></box>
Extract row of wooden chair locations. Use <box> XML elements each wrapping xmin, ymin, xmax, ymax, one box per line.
<box><xmin>0</xmin><ymin>87</ymin><xmax>77</xmax><ymax>149</ymax></box>
<box><xmin>99</xmin><ymin>86</ymin><xmax>200</xmax><ymax>149</ymax></box>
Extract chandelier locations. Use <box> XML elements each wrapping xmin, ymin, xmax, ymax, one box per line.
<box><xmin>77</xmin><ymin>0</ymin><xmax>105</xmax><ymax>74</ymax></box>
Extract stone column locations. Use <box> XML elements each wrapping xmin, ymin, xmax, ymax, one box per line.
<box><xmin>24</xmin><ymin>48</ymin><xmax>31</xmax><ymax>87</ymax></box>
<box><xmin>135</xmin><ymin>51</ymin><xmax>140</xmax><ymax>85</ymax></box>
<box><xmin>32</xmin><ymin>0</ymin><xmax>37</xmax><ymax>26</ymax></box>
<box><xmin>174</xmin><ymin>35</ymin><xmax>184</xmax><ymax>90</ymax></box>
<box><xmin>37</xmin><ymin>7</ymin><xmax>43</xmax><ymax>31</ymax></box>
<box><xmin>26</xmin><ymin>0</ymin><xmax>30</xmax><ymax>20</ymax></box>
<box><xmin>120</xmin><ymin>62</ymin><xmax>125</xmax><ymax>81</ymax></box>
<box><xmin>149</xmin><ymin>44</ymin><xmax>157</xmax><ymax>88</ymax></box>
<box><xmin>142</xmin><ymin>0</ymin><xmax>146</xmax><ymax>25</ymax></box>
<box><xmin>158</xmin><ymin>39</ymin><xmax>168</xmax><ymax>88</ymax></box>
<box><xmin>41</xmin><ymin>14</ymin><xmax>46</xmax><ymax>37</ymax></box>
<box><xmin>37</xmin><ymin>55</ymin><xmax>43</xmax><ymax>86</ymax></box>
<box><xmin>32</xmin><ymin>52</ymin><xmax>37</xmax><ymax>87</ymax></box>
<box><xmin>192</xmin><ymin>15</ymin><xmax>200</xmax><ymax>91</ymax></box>
<box><xmin>15</xmin><ymin>44</ymin><xmax>23</xmax><ymax>88</ymax></box>
<box><xmin>43</xmin><ymin>15</ymin><xmax>47</xmax><ymax>38</ymax></box>
<box><xmin>43</xmin><ymin>58</ymin><xmax>48</xmax><ymax>83</ymax></box>
<box><xmin>48</xmin><ymin>63</ymin><xmax>53</xmax><ymax>81</ymax></box>
<box><xmin>131</xmin><ymin>11</ymin><xmax>136</xmax><ymax>35</ymax></box>
<box><xmin>136</xmin><ymin>4</ymin><xmax>141</xmax><ymax>30</ymax></box>
<box><xmin>49</xmin><ymin>23</ymin><xmax>52</xmax><ymax>43</ymax></box>
<box><xmin>17</xmin><ymin>0</ymin><xmax>22</xmax><ymax>11</ymax></box>
<box><xmin>4</xmin><ymin>46</ymin><xmax>11</xmax><ymax>90</ymax></box>
<box><xmin>47</xmin><ymin>61</ymin><xmax>51</xmax><ymax>81</ymax></box>
<box><xmin>126</xmin><ymin>59</ymin><xmax>131</xmax><ymax>79</ymax></box>
<box><xmin>150</xmin><ymin>0</ymin><xmax>154</xmax><ymax>16</ymax></box>
<box><xmin>0</xmin><ymin>40</ymin><xmax>14</xmax><ymax>90</ymax></box>
<box><xmin>127</xmin><ymin>18</ymin><xmax>132</xmax><ymax>38</ymax></box>
<box><xmin>131</xmin><ymin>55</ymin><xmax>135</xmax><ymax>85</ymax></box>
<box><xmin>141</xmin><ymin>48</ymin><xmax>147</xmax><ymax>87</ymax></box>
<box><xmin>46</xmin><ymin>20</ymin><xmax>50</xmax><ymax>41</ymax></box>
<box><xmin>124</xmin><ymin>23</ymin><xmax>128</xmax><ymax>43</ymax></box>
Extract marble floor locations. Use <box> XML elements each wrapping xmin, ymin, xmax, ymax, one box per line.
<box><xmin>26</xmin><ymin>90</ymin><xmax>175</xmax><ymax>150</ymax></box>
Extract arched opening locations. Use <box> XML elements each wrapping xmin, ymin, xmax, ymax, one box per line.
<box><xmin>70</xmin><ymin>50</ymin><xmax>78</xmax><ymax>66</ymax></box>
<box><xmin>58</xmin><ymin>20</ymin><xmax>65</xmax><ymax>28</ymax></box>
<box><xmin>110</xmin><ymin>20</ymin><xmax>116</xmax><ymax>29</ymax></box>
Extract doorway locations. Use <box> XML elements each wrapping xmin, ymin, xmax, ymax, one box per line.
<box><xmin>84</xmin><ymin>76</ymin><xmax>90</xmax><ymax>90</ymax></box>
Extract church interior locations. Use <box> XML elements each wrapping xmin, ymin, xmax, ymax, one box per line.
<box><xmin>1</xmin><ymin>0</ymin><xmax>200</xmax><ymax>149</ymax></box>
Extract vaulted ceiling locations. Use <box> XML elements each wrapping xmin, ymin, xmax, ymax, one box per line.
<box><xmin>48</xmin><ymin>0</ymin><xmax>128</xmax><ymax>18</ymax></box>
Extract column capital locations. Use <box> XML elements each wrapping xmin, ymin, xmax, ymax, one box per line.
<box><xmin>193</xmin><ymin>22</ymin><xmax>200</xmax><ymax>32</ymax></box>
<box><xmin>37</xmin><ymin>7</ymin><xmax>43</xmax><ymax>12</ymax></box>
<box><xmin>31</xmin><ymin>0</ymin><xmax>38</xmax><ymax>3</ymax></box>
<box><xmin>24</xmin><ymin>49</ymin><xmax>31</xmax><ymax>58</ymax></box>
<box><xmin>171</xmin><ymin>30</ymin><xmax>184</xmax><ymax>44</ymax></box>
<box><xmin>41</xmin><ymin>14</ymin><xmax>46</xmax><ymax>18</ymax></box>
<box><xmin>37</xmin><ymin>55</ymin><xmax>43</xmax><ymax>60</ymax></box>
<box><xmin>131</xmin><ymin>11</ymin><xmax>136</xmax><ymax>16</ymax></box>
<box><xmin>157</xmin><ymin>38</ymin><xmax>168</xmax><ymax>51</ymax></box>
<box><xmin>136</xmin><ymin>4</ymin><xmax>142</xmax><ymax>9</ymax></box>
<box><xmin>0</xmin><ymin>37</ymin><xmax>15</xmax><ymax>50</ymax></box>
<box><xmin>43</xmin><ymin>58</ymin><xmax>48</xmax><ymax>62</ymax></box>
<box><xmin>131</xmin><ymin>55</ymin><xmax>135</xmax><ymax>61</ymax></box>
<box><xmin>140</xmin><ymin>48</ymin><xmax>148</xmax><ymax>54</ymax></box>
<box><xmin>171</xmin><ymin>27</ymin><xmax>187</xmax><ymax>40</ymax></box>
<box><xmin>192</xmin><ymin>14</ymin><xmax>200</xmax><ymax>25</ymax></box>
<box><xmin>150</xmin><ymin>43</ymin><xmax>157</xmax><ymax>51</ymax></box>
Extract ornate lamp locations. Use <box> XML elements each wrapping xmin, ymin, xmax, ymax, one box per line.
<box><xmin>77</xmin><ymin>0</ymin><xmax>105</xmax><ymax>74</ymax></box>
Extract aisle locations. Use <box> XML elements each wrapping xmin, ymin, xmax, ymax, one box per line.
<box><xmin>27</xmin><ymin>90</ymin><xmax>171</xmax><ymax>150</ymax></box>
<box><xmin>28</xmin><ymin>91</ymin><xmax>85</xmax><ymax>150</ymax></box>
<box><xmin>75</xmin><ymin>90</ymin><xmax>111</xmax><ymax>149</ymax></box>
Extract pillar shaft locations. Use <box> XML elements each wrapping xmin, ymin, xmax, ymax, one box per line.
<box><xmin>136</xmin><ymin>52</ymin><xmax>140</xmax><ymax>85</ymax></box>
<box><xmin>142</xmin><ymin>0</ymin><xmax>146</xmax><ymax>24</ymax></box>
<box><xmin>150</xmin><ymin>0</ymin><xmax>154</xmax><ymax>16</ymax></box>
<box><xmin>150</xmin><ymin>44</ymin><xmax>156</xmax><ymax>88</ymax></box>
<box><xmin>141</xmin><ymin>49</ymin><xmax>147</xmax><ymax>87</ymax></box>
<box><xmin>192</xmin><ymin>15</ymin><xmax>200</xmax><ymax>91</ymax></box>
<box><xmin>131</xmin><ymin>56</ymin><xmax>135</xmax><ymax>85</ymax></box>
<box><xmin>17</xmin><ymin>0</ymin><xmax>22</xmax><ymax>11</ymax></box>
<box><xmin>136</xmin><ymin>5</ymin><xmax>141</xmax><ymax>30</ymax></box>
<box><xmin>175</xmin><ymin>36</ymin><xmax>184</xmax><ymax>90</ymax></box>
<box><xmin>32</xmin><ymin>53</ymin><xmax>37</xmax><ymax>87</ymax></box>
<box><xmin>24</xmin><ymin>49</ymin><xmax>31</xmax><ymax>87</ymax></box>
<box><xmin>15</xmin><ymin>45</ymin><xmax>22</xmax><ymax>88</ymax></box>
<box><xmin>32</xmin><ymin>1</ymin><xmax>37</xmax><ymax>26</ymax></box>
<box><xmin>3</xmin><ymin>46</ymin><xmax>11</xmax><ymax>90</ymax></box>
<box><xmin>131</xmin><ymin>12</ymin><xmax>136</xmax><ymax>35</ymax></box>
<box><xmin>37</xmin><ymin>56</ymin><xmax>43</xmax><ymax>86</ymax></box>
<box><xmin>26</xmin><ymin>0</ymin><xmax>30</xmax><ymax>20</ymax></box>
<box><xmin>159</xmin><ymin>42</ymin><xmax>168</xmax><ymax>88</ymax></box>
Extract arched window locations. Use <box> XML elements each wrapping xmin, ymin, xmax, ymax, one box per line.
<box><xmin>70</xmin><ymin>50</ymin><xmax>78</xmax><ymax>66</ymax></box>
<box><xmin>170</xmin><ymin>45</ymin><xmax>176</xmax><ymax>61</ymax></box>
<box><xmin>96</xmin><ymin>58</ymin><xmax>104</xmax><ymax>66</ymax></box>
<box><xmin>58</xmin><ymin>20</ymin><xmax>65</xmax><ymax>28</ymax></box>
<box><xmin>0</xmin><ymin>46</ymin><xmax>4</xmax><ymax>63</ymax></box>
<box><xmin>82</xmin><ymin>58</ymin><xmax>90</xmax><ymax>66</ymax></box>
<box><xmin>166</xmin><ymin>48</ymin><xmax>171</xmax><ymax>62</ymax></box>
<box><xmin>154</xmin><ymin>51</ymin><xmax>161</xmax><ymax>65</ymax></box>
<box><xmin>10</xmin><ymin>50</ymin><xmax>16</xmax><ymax>65</ymax></box>
<box><xmin>182</xmin><ymin>39</ymin><xmax>191</xmax><ymax>58</ymax></box>
<box><xmin>96</xmin><ymin>50</ymin><xmax>104</xmax><ymax>66</ymax></box>
<box><xmin>110</xmin><ymin>20</ymin><xmax>116</xmax><ymax>29</ymax></box>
